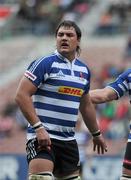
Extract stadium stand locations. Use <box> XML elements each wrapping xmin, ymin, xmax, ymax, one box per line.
<box><xmin>0</xmin><ymin>0</ymin><xmax>96</xmax><ymax>37</ymax></box>
<box><xmin>94</xmin><ymin>0</ymin><xmax>131</xmax><ymax>36</ymax></box>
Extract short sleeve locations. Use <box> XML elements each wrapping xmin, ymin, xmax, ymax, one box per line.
<box><xmin>24</xmin><ymin>57</ymin><xmax>48</xmax><ymax>87</ymax></box>
<box><xmin>84</xmin><ymin>67</ymin><xmax>91</xmax><ymax>94</ymax></box>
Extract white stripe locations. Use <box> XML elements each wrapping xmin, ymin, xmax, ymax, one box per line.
<box><xmin>52</xmin><ymin>62</ymin><xmax>88</xmax><ymax>73</ymax></box>
<box><xmin>33</xmin><ymin>95</ymin><xmax>80</xmax><ymax>109</ymax></box>
<box><xmin>36</xmin><ymin>108</ymin><xmax>78</xmax><ymax>121</ymax></box>
<box><xmin>32</xmin><ymin>141</ymin><xmax>37</xmax><ymax>157</ymax></box>
<box><xmin>44</xmin><ymin>123</ymin><xmax>74</xmax><ymax>132</ymax></box>
<box><xmin>48</xmin><ymin>73</ymin><xmax>87</xmax><ymax>84</ymax></box>
<box><xmin>28</xmin><ymin>140</ymin><xmax>36</xmax><ymax>158</ymax></box>
<box><xmin>44</xmin><ymin>73</ymin><xmax>49</xmax><ymax>81</ymax></box>
<box><xmin>40</xmin><ymin>84</ymin><xmax>59</xmax><ymax>92</ymax></box>
<box><xmin>123</xmin><ymin>80</ymin><xmax>129</xmax><ymax>89</ymax></box>
<box><xmin>52</xmin><ymin>62</ymin><xmax>69</xmax><ymax>69</ymax></box>
<box><xmin>25</xmin><ymin>70</ymin><xmax>37</xmax><ymax>81</ymax></box>
<box><xmin>118</xmin><ymin>84</ymin><xmax>126</xmax><ymax>92</ymax></box>
<box><xmin>27</xmin><ymin>133</ymin><xmax>75</xmax><ymax>141</ymax></box>
<box><xmin>27</xmin><ymin>134</ymin><xmax>36</xmax><ymax>140</ymax></box>
<box><xmin>73</xmin><ymin>64</ymin><xmax>88</xmax><ymax>73</ymax></box>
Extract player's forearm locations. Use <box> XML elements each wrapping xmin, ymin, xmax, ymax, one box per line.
<box><xmin>90</xmin><ymin>87</ymin><xmax>118</xmax><ymax>104</ymax></box>
<box><xmin>90</xmin><ymin>89</ymin><xmax>107</xmax><ymax>104</ymax></box>
<box><xmin>80</xmin><ymin>103</ymin><xmax>100</xmax><ymax>134</ymax></box>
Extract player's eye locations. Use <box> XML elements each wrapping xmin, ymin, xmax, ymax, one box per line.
<box><xmin>67</xmin><ymin>33</ymin><xmax>74</xmax><ymax>37</ymax></box>
<box><xmin>57</xmin><ymin>33</ymin><xmax>64</xmax><ymax>37</ymax></box>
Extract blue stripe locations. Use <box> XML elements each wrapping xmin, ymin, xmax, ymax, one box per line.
<box><xmin>28</xmin><ymin>127</ymin><xmax>35</xmax><ymax>133</ymax></box>
<box><xmin>75</xmin><ymin>58</ymin><xmax>88</xmax><ymax>67</ymax></box>
<box><xmin>120</xmin><ymin>81</ymin><xmax>128</xmax><ymax>91</ymax></box>
<box><xmin>108</xmin><ymin>83</ymin><xmax>124</xmax><ymax>97</ymax></box>
<box><xmin>129</xmin><ymin>89</ymin><xmax>131</xmax><ymax>95</ymax></box>
<box><xmin>30</xmin><ymin>57</ymin><xmax>45</xmax><ymax>73</ymax></box>
<box><xmin>74</xmin><ymin>71</ymin><xmax>86</xmax><ymax>77</ymax></box>
<box><xmin>51</xmin><ymin>68</ymin><xmax>71</xmax><ymax>75</ymax></box>
<box><xmin>46</xmin><ymin>79</ymin><xmax>85</xmax><ymax>87</ymax></box>
<box><xmin>38</xmin><ymin>116</ymin><xmax>76</xmax><ymax>127</ymax></box>
<box><xmin>36</xmin><ymin>89</ymin><xmax>80</xmax><ymax>102</ymax></box>
<box><xmin>34</xmin><ymin>102</ymin><xmax>78</xmax><ymax>114</ymax></box>
<box><xmin>128</xmin><ymin>133</ymin><xmax>131</xmax><ymax>139</ymax></box>
<box><xmin>47</xmin><ymin>130</ymin><xmax>75</xmax><ymax>138</ymax></box>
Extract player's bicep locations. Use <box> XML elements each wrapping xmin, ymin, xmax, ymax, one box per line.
<box><xmin>16</xmin><ymin>76</ymin><xmax>37</xmax><ymax>97</ymax></box>
<box><xmin>80</xmin><ymin>93</ymin><xmax>91</xmax><ymax>111</ymax></box>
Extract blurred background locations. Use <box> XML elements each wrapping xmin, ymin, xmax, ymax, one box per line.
<box><xmin>0</xmin><ymin>0</ymin><xmax>131</xmax><ymax>179</ymax></box>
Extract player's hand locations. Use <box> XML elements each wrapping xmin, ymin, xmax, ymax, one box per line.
<box><xmin>93</xmin><ymin>135</ymin><xmax>107</xmax><ymax>154</ymax></box>
<box><xmin>35</xmin><ymin>127</ymin><xmax>51</xmax><ymax>151</ymax></box>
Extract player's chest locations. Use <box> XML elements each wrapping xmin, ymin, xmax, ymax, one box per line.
<box><xmin>48</xmin><ymin>67</ymin><xmax>87</xmax><ymax>86</ymax></box>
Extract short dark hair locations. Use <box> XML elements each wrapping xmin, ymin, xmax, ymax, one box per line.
<box><xmin>55</xmin><ymin>20</ymin><xmax>82</xmax><ymax>56</ymax></box>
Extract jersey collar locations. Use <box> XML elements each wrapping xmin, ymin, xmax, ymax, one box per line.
<box><xmin>54</xmin><ymin>50</ymin><xmax>76</xmax><ymax>63</ymax></box>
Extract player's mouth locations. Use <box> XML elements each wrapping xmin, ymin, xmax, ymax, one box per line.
<box><xmin>61</xmin><ymin>42</ymin><xmax>69</xmax><ymax>49</ymax></box>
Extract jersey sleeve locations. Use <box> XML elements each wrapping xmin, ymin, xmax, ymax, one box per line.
<box><xmin>107</xmin><ymin>70</ymin><xmax>130</xmax><ymax>98</ymax></box>
<box><xmin>24</xmin><ymin>57</ymin><xmax>49</xmax><ymax>87</ymax></box>
<box><xmin>84</xmin><ymin>67</ymin><xmax>91</xmax><ymax>94</ymax></box>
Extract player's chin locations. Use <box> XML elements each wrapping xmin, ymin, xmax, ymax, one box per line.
<box><xmin>60</xmin><ymin>46</ymin><xmax>70</xmax><ymax>51</ymax></box>
<box><xmin>59</xmin><ymin>49</ymin><xmax>70</xmax><ymax>55</ymax></box>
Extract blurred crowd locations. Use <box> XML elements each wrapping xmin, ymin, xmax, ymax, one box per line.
<box><xmin>0</xmin><ymin>0</ymin><xmax>95</xmax><ymax>36</ymax></box>
<box><xmin>94</xmin><ymin>0</ymin><xmax>131</xmax><ymax>35</ymax></box>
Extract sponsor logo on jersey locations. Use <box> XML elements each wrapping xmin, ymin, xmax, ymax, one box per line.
<box><xmin>58</xmin><ymin>86</ymin><xmax>83</xmax><ymax>96</ymax></box>
<box><xmin>50</xmin><ymin>70</ymin><xmax>65</xmax><ymax>79</ymax></box>
<box><xmin>24</xmin><ymin>70</ymin><xmax>37</xmax><ymax>81</ymax></box>
<box><xmin>57</xmin><ymin>70</ymin><xmax>65</xmax><ymax>77</ymax></box>
<box><xmin>80</xmin><ymin>72</ymin><xmax>84</xmax><ymax>78</ymax></box>
<box><xmin>79</xmin><ymin>72</ymin><xmax>85</xmax><ymax>81</ymax></box>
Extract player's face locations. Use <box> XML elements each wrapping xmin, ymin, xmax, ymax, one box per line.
<box><xmin>56</xmin><ymin>26</ymin><xmax>80</xmax><ymax>61</ymax></box>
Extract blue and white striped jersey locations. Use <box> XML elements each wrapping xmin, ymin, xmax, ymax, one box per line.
<box><xmin>107</xmin><ymin>68</ymin><xmax>131</xmax><ymax>141</ymax></box>
<box><xmin>24</xmin><ymin>51</ymin><xmax>91</xmax><ymax>141</ymax></box>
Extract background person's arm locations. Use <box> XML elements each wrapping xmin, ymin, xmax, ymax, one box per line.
<box><xmin>89</xmin><ymin>87</ymin><xmax>118</xmax><ymax>104</ymax></box>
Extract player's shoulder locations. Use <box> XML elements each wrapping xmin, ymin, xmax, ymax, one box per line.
<box><xmin>125</xmin><ymin>68</ymin><xmax>131</xmax><ymax>75</ymax></box>
<box><xmin>76</xmin><ymin>58</ymin><xmax>90</xmax><ymax>73</ymax></box>
<box><xmin>34</xmin><ymin>53</ymin><xmax>58</xmax><ymax>64</ymax></box>
<box><xmin>120</xmin><ymin>68</ymin><xmax>131</xmax><ymax>78</ymax></box>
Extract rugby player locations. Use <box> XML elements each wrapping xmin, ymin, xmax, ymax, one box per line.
<box><xmin>15</xmin><ymin>20</ymin><xmax>107</xmax><ymax>180</ymax></box>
